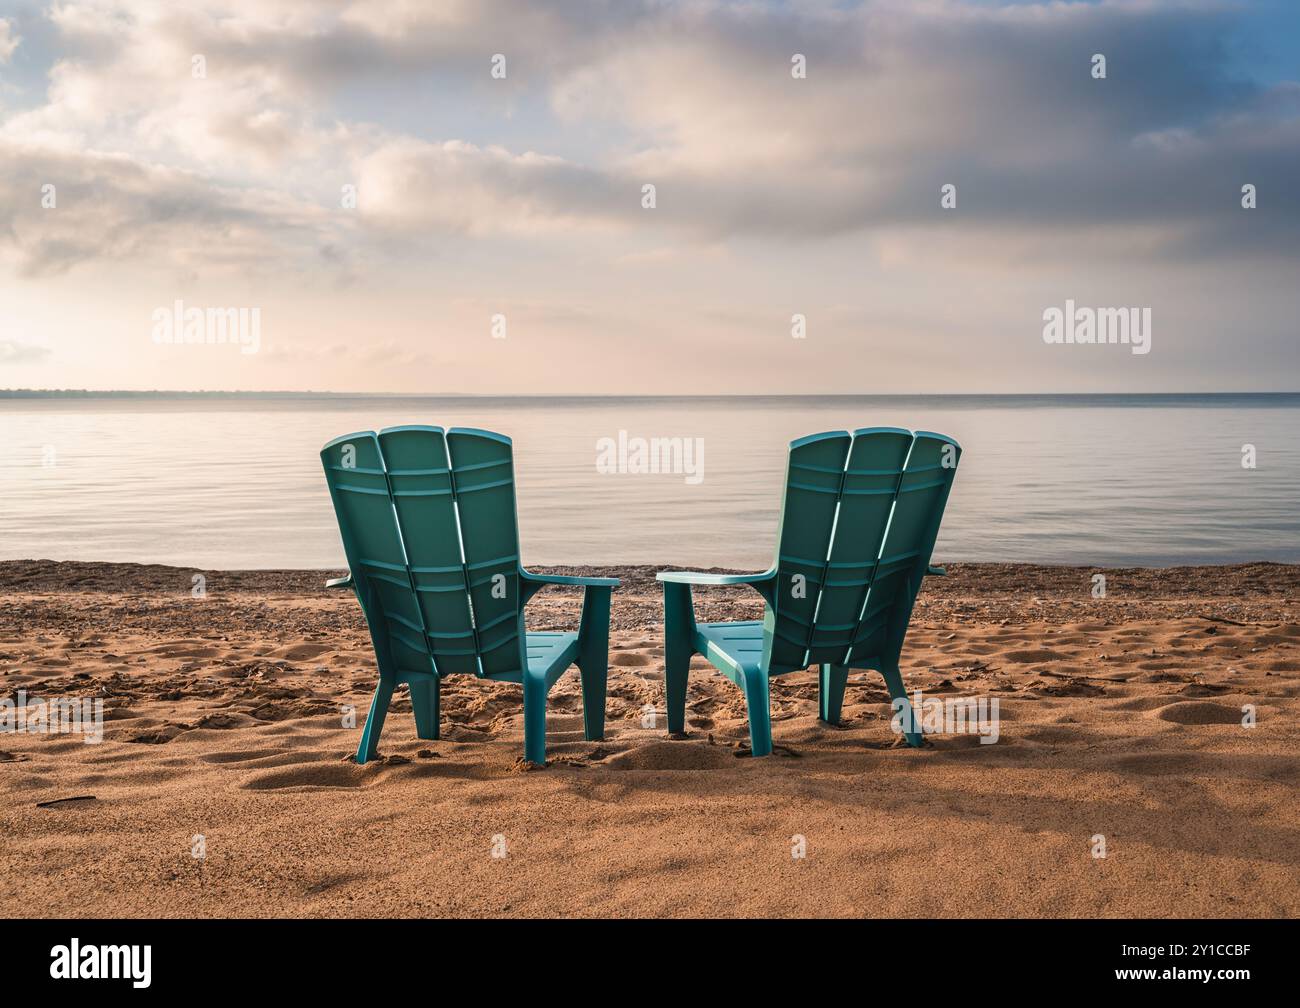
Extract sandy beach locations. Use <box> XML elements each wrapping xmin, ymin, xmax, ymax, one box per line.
<box><xmin>1</xmin><ymin>559</ymin><xmax>1297</xmax><ymax>918</ymax></box>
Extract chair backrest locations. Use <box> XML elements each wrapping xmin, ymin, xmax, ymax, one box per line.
<box><xmin>320</xmin><ymin>426</ymin><xmax>525</xmax><ymax>680</ymax></box>
<box><xmin>763</xmin><ymin>428</ymin><xmax>961</xmax><ymax>672</ymax></box>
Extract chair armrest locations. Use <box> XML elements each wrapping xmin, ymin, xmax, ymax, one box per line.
<box><xmin>521</xmin><ymin>571</ymin><xmax>621</xmax><ymax>588</ymax></box>
<box><xmin>925</xmin><ymin>565</ymin><xmax>947</xmax><ymax>577</ymax></box>
<box><xmin>520</xmin><ymin>570</ymin><xmax>619</xmax><ymax>607</ymax></box>
<box><xmin>656</xmin><ymin>570</ymin><xmax>773</xmax><ymax>586</ymax></box>
<box><xmin>658</xmin><ymin>569</ymin><xmax>777</xmax><ymax>610</ymax></box>
<box><xmin>325</xmin><ymin>573</ymin><xmax>354</xmax><ymax>589</ymax></box>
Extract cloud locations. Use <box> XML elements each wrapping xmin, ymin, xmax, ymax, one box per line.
<box><xmin>355</xmin><ymin>138</ymin><xmax>631</xmax><ymax>235</ymax></box>
<box><xmin>0</xmin><ymin>18</ymin><xmax>18</xmax><ymax>64</ymax></box>
<box><xmin>0</xmin><ymin>0</ymin><xmax>1296</xmax><ymax>274</ymax></box>
<box><xmin>0</xmin><ymin>338</ymin><xmax>52</xmax><ymax>364</ymax></box>
<box><xmin>0</xmin><ymin>142</ymin><xmax>348</xmax><ymax>276</ymax></box>
<box><xmin>541</xmin><ymin>0</ymin><xmax>1300</xmax><ymax>255</ymax></box>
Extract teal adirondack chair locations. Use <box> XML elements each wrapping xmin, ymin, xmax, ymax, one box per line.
<box><xmin>658</xmin><ymin>428</ymin><xmax>960</xmax><ymax>756</ymax></box>
<box><xmin>320</xmin><ymin>426</ymin><xmax>619</xmax><ymax>765</ymax></box>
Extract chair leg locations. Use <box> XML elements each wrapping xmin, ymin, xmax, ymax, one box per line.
<box><xmin>577</xmin><ymin>585</ymin><xmax>611</xmax><ymax>741</ymax></box>
<box><xmin>664</xmin><ymin>640</ymin><xmax>690</xmax><ymax>735</ymax></box>
<box><xmin>741</xmin><ymin>671</ymin><xmax>773</xmax><ymax>757</ymax></box>
<box><xmin>410</xmin><ymin>678</ymin><xmax>440</xmax><ymax>740</ymax></box>
<box><xmin>663</xmin><ymin>582</ymin><xmax>694</xmax><ymax>735</ymax></box>
<box><xmin>578</xmin><ymin>660</ymin><xmax>607</xmax><ymax>742</ymax></box>
<box><xmin>819</xmin><ymin>663</ymin><xmax>849</xmax><ymax>723</ymax></box>
<box><xmin>522</xmin><ymin>670</ymin><xmax>548</xmax><ymax>765</ymax></box>
<box><xmin>357</xmin><ymin>677</ymin><xmax>395</xmax><ymax>764</ymax></box>
<box><xmin>879</xmin><ymin>662</ymin><xmax>923</xmax><ymax>747</ymax></box>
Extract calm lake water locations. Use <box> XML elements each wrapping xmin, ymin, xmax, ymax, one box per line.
<box><xmin>2</xmin><ymin>395</ymin><xmax>1297</xmax><ymax>570</ymax></box>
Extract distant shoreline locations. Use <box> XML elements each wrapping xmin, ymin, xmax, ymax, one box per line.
<box><xmin>3</xmin><ymin>559</ymin><xmax>1297</xmax><ymax>593</ymax></box>
<box><xmin>3</xmin><ymin>390</ymin><xmax>1299</xmax><ymax>402</ymax></box>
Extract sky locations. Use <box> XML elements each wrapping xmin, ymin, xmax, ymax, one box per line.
<box><xmin>0</xmin><ymin>0</ymin><xmax>1297</xmax><ymax>394</ymax></box>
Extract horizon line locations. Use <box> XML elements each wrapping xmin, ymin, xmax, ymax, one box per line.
<box><xmin>3</xmin><ymin>389</ymin><xmax>1300</xmax><ymax>399</ymax></box>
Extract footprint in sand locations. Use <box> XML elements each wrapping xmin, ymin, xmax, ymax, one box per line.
<box><xmin>247</xmin><ymin>699</ymin><xmax>339</xmax><ymax>722</ymax></box>
<box><xmin>146</xmin><ymin>642</ymin><xmax>223</xmax><ymax>659</ymax></box>
<box><xmin>219</xmin><ymin>750</ymin><xmax>338</xmax><ymax>771</ymax></box>
<box><xmin>1002</xmin><ymin>649</ymin><xmax>1072</xmax><ymax>664</ymax></box>
<box><xmin>201</xmin><ymin>748</ymin><xmax>289</xmax><ymax>764</ymax></box>
<box><xmin>266</xmin><ymin>643</ymin><xmax>336</xmax><ymax>661</ymax></box>
<box><xmin>195</xmin><ymin>713</ymin><xmax>249</xmax><ymax>730</ymax></box>
<box><xmin>1179</xmin><ymin>682</ymin><xmax>1230</xmax><ymax>697</ymax></box>
<box><xmin>239</xmin><ymin>762</ymin><xmax>370</xmax><ymax>790</ymax></box>
<box><xmin>1037</xmin><ymin>680</ymin><xmax>1106</xmax><ymax>698</ymax></box>
<box><xmin>1107</xmin><ymin>695</ymin><xmax>1185</xmax><ymax>712</ymax></box>
<box><xmin>126</xmin><ymin>723</ymin><xmax>191</xmax><ymax>744</ymax></box>
<box><xmin>1144</xmin><ymin>672</ymin><xmax>1197</xmax><ymax>684</ymax></box>
<box><xmin>1155</xmin><ymin>701</ymin><xmax>1246</xmax><ymax>726</ymax></box>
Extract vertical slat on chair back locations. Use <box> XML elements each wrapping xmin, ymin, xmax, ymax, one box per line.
<box><xmin>445</xmin><ymin>429</ymin><xmax>524</xmax><ymax>678</ymax></box>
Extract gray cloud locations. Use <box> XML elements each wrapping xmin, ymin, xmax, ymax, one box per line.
<box><xmin>0</xmin><ymin>0</ymin><xmax>1296</xmax><ymax>271</ymax></box>
<box><xmin>532</xmin><ymin>0</ymin><xmax>1300</xmax><ymax>257</ymax></box>
<box><xmin>338</xmin><ymin>0</ymin><xmax>1300</xmax><ymax>259</ymax></box>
